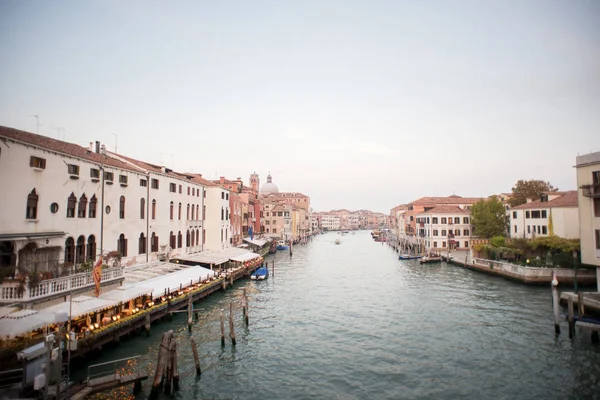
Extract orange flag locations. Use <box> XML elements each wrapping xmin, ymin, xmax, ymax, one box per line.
<box><xmin>93</xmin><ymin>255</ymin><xmax>103</xmax><ymax>297</ymax></box>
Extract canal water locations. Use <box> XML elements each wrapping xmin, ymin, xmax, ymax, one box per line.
<box><xmin>82</xmin><ymin>230</ymin><xmax>600</xmax><ymax>399</ymax></box>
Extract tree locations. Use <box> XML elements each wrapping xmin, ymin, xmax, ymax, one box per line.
<box><xmin>471</xmin><ymin>197</ymin><xmax>508</xmax><ymax>239</ymax></box>
<box><xmin>509</xmin><ymin>179</ymin><xmax>556</xmax><ymax>207</ymax></box>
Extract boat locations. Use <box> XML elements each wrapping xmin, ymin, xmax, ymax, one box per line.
<box><xmin>399</xmin><ymin>254</ymin><xmax>422</xmax><ymax>260</ymax></box>
<box><xmin>268</xmin><ymin>240</ymin><xmax>277</xmax><ymax>254</ymax></box>
<box><xmin>420</xmin><ymin>256</ymin><xmax>443</xmax><ymax>264</ymax></box>
<box><xmin>276</xmin><ymin>240</ymin><xmax>289</xmax><ymax>250</ymax></box>
<box><xmin>335</xmin><ymin>239</ymin><xmax>341</xmax><ymax>245</ymax></box>
<box><xmin>251</xmin><ymin>265</ymin><xmax>269</xmax><ymax>280</ymax></box>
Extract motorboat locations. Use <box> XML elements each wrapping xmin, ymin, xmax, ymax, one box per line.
<box><xmin>420</xmin><ymin>256</ymin><xmax>443</xmax><ymax>264</ymax></box>
<box><xmin>251</xmin><ymin>265</ymin><xmax>269</xmax><ymax>280</ymax></box>
<box><xmin>276</xmin><ymin>240</ymin><xmax>289</xmax><ymax>250</ymax></box>
<box><xmin>335</xmin><ymin>239</ymin><xmax>341</xmax><ymax>245</ymax></box>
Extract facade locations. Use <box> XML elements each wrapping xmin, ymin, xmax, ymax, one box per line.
<box><xmin>203</xmin><ymin>186</ymin><xmax>232</xmax><ymax>251</ymax></box>
<box><xmin>509</xmin><ymin>191</ymin><xmax>579</xmax><ymax>239</ymax></box>
<box><xmin>575</xmin><ymin>151</ymin><xmax>600</xmax><ymax>289</ymax></box>
<box><xmin>319</xmin><ymin>213</ymin><xmax>341</xmax><ymax>231</ymax></box>
<box><xmin>416</xmin><ymin>206</ymin><xmax>471</xmax><ymax>251</ymax></box>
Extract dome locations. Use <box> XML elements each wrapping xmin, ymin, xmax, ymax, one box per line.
<box><xmin>260</xmin><ymin>174</ymin><xmax>279</xmax><ymax>194</ymax></box>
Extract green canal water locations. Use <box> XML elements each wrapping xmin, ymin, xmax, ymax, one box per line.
<box><xmin>80</xmin><ymin>230</ymin><xmax>600</xmax><ymax>399</ymax></box>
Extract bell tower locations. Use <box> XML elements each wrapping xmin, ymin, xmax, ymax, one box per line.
<box><xmin>250</xmin><ymin>172</ymin><xmax>259</xmax><ymax>194</ymax></box>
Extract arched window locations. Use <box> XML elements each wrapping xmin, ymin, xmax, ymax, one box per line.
<box><xmin>26</xmin><ymin>189</ymin><xmax>38</xmax><ymax>219</ymax></box>
<box><xmin>221</xmin><ymin>207</ymin><xmax>224</xmax><ymax>220</ymax></box>
<box><xmin>75</xmin><ymin>235</ymin><xmax>85</xmax><ymax>264</ymax></box>
<box><xmin>221</xmin><ymin>228</ymin><xmax>223</xmax><ymax>242</ymax></box>
<box><xmin>203</xmin><ymin>205</ymin><xmax>206</xmax><ymax>220</ymax></box>
<box><xmin>196</xmin><ymin>205</ymin><xmax>199</xmax><ymax>221</ymax></box>
<box><xmin>89</xmin><ymin>195</ymin><xmax>97</xmax><ymax>218</ymax></box>
<box><xmin>177</xmin><ymin>231</ymin><xmax>182</xmax><ymax>248</ymax></box>
<box><xmin>202</xmin><ymin>229</ymin><xmax>206</xmax><ymax>244</ymax></box>
<box><xmin>195</xmin><ymin>229</ymin><xmax>199</xmax><ymax>246</ymax></box>
<box><xmin>170</xmin><ymin>201</ymin><xmax>174</xmax><ymax>220</ymax></box>
<box><xmin>139</xmin><ymin>233</ymin><xmax>146</xmax><ymax>254</ymax></box>
<box><xmin>78</xmin><ymin>195</ymin><xmax>88</xmax><ymax>219</ymax></box>
<box><xmin>191</xmin><ymin>230</ymin><xmax>195</xmax><ymax>247</ymax></box>
<box><xmin>226</xmin><ymin>207</ymin><xmax>229</xmax><ymax>220</ymax></box>
<box><xmin>64</xmin><ymin>237</ymin><xmax>75</xmax><ymax>265</ymax></box>
<box><xmin>117</xmin><ymin>233</ymin><xmax>128</xmax><ymax>257</ymax></box>
<box><xmin>119</xmin><ymin>196</ymin><xmax>126</xmax><ymax>219</ymax></box>
<box><xmin>191</xmin><ymin>204</ymin><xmax>195</xmax><ymax>220</ymax></box>
<box><xmin>87</xmin><ymin>235</ymin><xmax>96</xmax><ymax>261</ymax></box>
<box><xmin>140</xmin><ymin>198</ymin><xmax>146</xmax><ymax>219</ymax></box>
<box><xmin>151</xmin><ymin>232</ymin><xmax>158</xmax><ymax>252</ymax></box>
<box><xmin>178</xmin><ymin>203</ymin><xmax>182</xmax><ymax>220</ymax></box>
<box><xmin>186</xmin><ymin>230</ymin><xmax>190</xmax><ymax>247</ymax></box>
<box><xmin>152</xmin><ymin>199</ymin><xmax>156</xmax><ymax>220</ymax></box>
<box><xmin>169</xmin><ymin>231</ymin><xmax>176</xmax><ymax>249</ymax></box>
<box><xmin>66</xmin><ymin>193</ymin><xmax>76</xmax><ymax>218</ymax></box>
<box><xmin>187</xmin><ymin>204</ymin><xmax>190</xmax><ymax>220</ymax></box>
<box><xmin>225</xmin><ymin>229</ymin><xmax>228</xmax><ymax>241</ymax></box>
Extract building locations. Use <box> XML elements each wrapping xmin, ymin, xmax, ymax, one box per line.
<box><xmin>416</xmin><ymin>206</ymin><xmax>472</xmax><ymax>251</ymax></box>
<box><xmin>509</xmin><ymin>191</ymin><xmax>579</xmax><ymax>239</ymax></box>
<box><xmin>575</xmin><ymin>151</ymin><xmax>600</xmax><ymax>290</ymax></box>
<box><xmin>319</xmin><ymin>213</ymin><xmax>341</xmax><ymax>231</ymax></box>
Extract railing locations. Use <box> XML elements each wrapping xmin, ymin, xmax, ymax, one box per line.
<box><xmin>88</xmin><ymin>355</ymin><xmax>142</xmax><ymax>382</ymax></box>
<box><xmin>581</xmin><ymin>184</ymin><xmax>600</xmax><ymax>198</ymax></box>
<box><xmin>0</xmin><ymin>267</ymin><xmax>124</xmax><ymax>303</ymax></box>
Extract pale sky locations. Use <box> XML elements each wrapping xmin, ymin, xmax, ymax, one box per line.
<box><xmin>1</xmin><ymin>0</ymin><xmax>599</xmax><ymax>213</ymax></box>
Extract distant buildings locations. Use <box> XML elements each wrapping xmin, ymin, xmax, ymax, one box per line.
<box><xmin>312</xmin><ymin>209</ymin><xmax>387</xmax><ymax>231</ymax></box>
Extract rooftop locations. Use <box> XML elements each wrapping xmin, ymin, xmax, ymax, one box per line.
<box><xmin>575</xmin><ymin>151</ymin><xmax>600</xmax><ymax>168</ymax></box>
<box><xmin>417</xmin><ymin>206</ymin><xmax>468</xmax><ymax>215</ymax></box>
<box><xmin>511</xmin><ymin>190</ymin><xmax>578</xmax><ymax>210</ymax></box>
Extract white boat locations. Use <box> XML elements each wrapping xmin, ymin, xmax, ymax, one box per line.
<box><xmin>335</xmin><ymin>239</ymin><xmax>341</xmax><ymax>245</ymax></box>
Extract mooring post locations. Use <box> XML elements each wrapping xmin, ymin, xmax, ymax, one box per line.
<box><xmin>220</xmin><ymin>310</ymin><xmax>225</xmax><ymax>346</ymax></box>
<box><xmin>145</xmin><ymin>314</ymin><xmax>151</xmax><ymax>337</ymax></box>
<box><xmin>150</xmin><ymin>330</ymin><xmax>173</xmax><ymax>400</ymax></box>
<box><xmin>188</xmin><ymin>293</ymin><xmax>193</xmax><ymax>332</ymax></box>
<box><xmin>172</xmin><ymin>341</ymin><xmax>179</xmax><ymax>391</ymax></box>
<box><xmin>191</xmin><ymin>338</ymin><xmax>201</xmax><ymax>375</ymax></box>
<box><xmin>272</xmin><ymin>260</ymin><xmax>275</xmax><ymax>277</ymax></box>
<box><xmin>230</xmin><ymin>274</ymin><xmax>234</xmax><ymax>287</ymax></box>
<box><xmin>229</xmin><ymin>302</ymin><xmax>236</xmax><ymax>346</ymax></box>
<box><xmin>551</xmin><ymin>272</ymin><xmax>561</xmax><ymax>335</ymax></box>
<box><xmin>242</xmin><ymin>288</ymin><xmax>249</xmax><ymax>326</ymax></box>
<box><xmin>578</xmin><ymin>291</ymin><xmax>585</xmax><ymax>317</ymax></box>
<box><xmin>568</xmin><ymin>296</ymin><xmax>575</xmax><ymax>339</ymax></box>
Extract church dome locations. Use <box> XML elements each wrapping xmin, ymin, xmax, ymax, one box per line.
<box><xmin>260</xmin><ymin>174</ymin><xmax>279</xmax><ymax>194</ymax></box>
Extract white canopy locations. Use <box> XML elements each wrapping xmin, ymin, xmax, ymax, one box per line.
<box><xmin>130</xmin><ymin>265</ymin><xmax>215</xmax><ymax>296</ymax></box>
<box><xmin>100</xmin><ymin>285</ymin><xmax>152</xmax><ymax>303</ymax></box>
<box><xmin>230</xmin><ymin>252</ymin><xmax>261</xmax><ymax>262</ymax></box>
<box><xmin>244</xmin><ymin>238</ymin><xmax>268</xmax><ymax>247</ymax></box>
<box><xmin>43</xmin><ymin>296</ymin><xmax>118</xmax><ymax>322</ymax></box>
<box><xmin>0</xmin><ymin>309</ymin><xmax>58</xmax><ymax>339</ymax></box>
<box><xmin>175</xmin><ymin>253</ymin><xmax>229</xmax><ymax>265</ymax></box>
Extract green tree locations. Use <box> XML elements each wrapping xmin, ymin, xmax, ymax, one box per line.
<box><xmin>509</xmin><ymin>179</ymin><xmax>556</xmax><ymax>207</ymax></box>
<box><xmin>471</xmin><ymin>197</ymin><xmax>508</xmax><ymax>238</ymax></box>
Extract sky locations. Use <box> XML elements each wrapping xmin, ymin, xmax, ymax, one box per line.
<box><xmin>1</xmin><ymin>0</ymin><xmax>599</xmax><ymax>214</ymax></box>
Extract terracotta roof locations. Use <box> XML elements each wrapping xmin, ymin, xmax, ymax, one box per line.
<box><xmin>409</xmin><ymin>196</ymin><xmax>483</xmax><ymax>206</ymax></box>
<box><xmin>511</xmin><ymin>190</ymin><xmax>578</xmax><ymax>210</ymax></box>
<box><xmin>0</xmin><ymin>125</ymin><xmax>137</xmax><ymax>173</ymax></box>
<box><xmin>417</xmin><ymin>206</ymin><xmax>468</xmax><ymax>215</ymax></box>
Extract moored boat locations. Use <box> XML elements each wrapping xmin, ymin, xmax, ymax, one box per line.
<box><xmin>276</xmin><ymin>240</ymin><xmax>289</xmax><ymax>250</ymax></box>
<box><xmin>399</xmin><ymin>254</ymin><xmax>422</xmax><ymax>260</ymax></box>
<box><xmin>420</xmin><ymin>256</ymin><xmax>443</xmax><ymax>264</ymax></box>
<box><xmin>251</xmin><ymin>265</ymin><xmax>269</xmax><ymax>280</ymax></box>
<box><xmin>335</xmin><ymin>239</ymin><xmax>341</xmax><ymax>245</ymax></box>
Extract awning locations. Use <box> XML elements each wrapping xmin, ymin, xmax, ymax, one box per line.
<box><xmin>230</xmin><ymin>252</ymin><xmax>261</xmax><ymax>262</ymax></box>
<box><xmin>173</xmin><ymin>253</ymin><xmax>229</xmax><ymax>265</ymax></box>
<box><xmin>244</xmin><ymin>238</ymin><xmax>268</xmax><ymax>247</ymax></box>
<box><xmin>129</xmin><ymin>265</ymin><xmax>216</xmax><ymax>296</ymax></box>
<box><xmin>43</xmin><ymin>296</ymin><xmax>118</xmax><ymax>321</ymax></box>
<box><xmin>0</xmin><ymin>310</ymin><xmax>59</xmax><ymax>339</ymax></box>
<box><xmin>100</xmin><ymin>285</ymin><xmax>153</xmax><ymax>303</ymax></box>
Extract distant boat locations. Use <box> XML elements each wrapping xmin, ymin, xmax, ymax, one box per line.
<box><xmin>399</xmin><ymin>254</ymin><xmax>422</xmax><ymax>260</ymax></box>
<box><xmin>251</xmin><ymin>265</ymin><xmax>269</xmax><ymax>280</ymax></box>
<box><xmin>335</xmin><ymin>239</ymin><xmax>341</xmax><ymax>245</ymax></box>
<box><xmin>420</xmin><ymin>256</ymin><xmax>442</xmax><ymax>264</ymax></box>
<box><xmin>277</xmin><ymin>240</ymin><xmax>289</xmax><ymax>250</ymax></box>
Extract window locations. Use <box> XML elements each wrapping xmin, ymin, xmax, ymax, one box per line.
<box><xmin>76</xmin><ymin>235</ymin><xmax>85</xmax><ymax>264</ymax></box>
<box><xmin>541</xmin><ymin>210</ymin><xmax>547</xmax><ymax>218</ymax></box>
<box><xmin>266</xmin><ymin>212</ymin><xmax>270</xmax><ymax>217</ymax></box>
<box><xmin>226</xmin><ymin>193</ymin><xmax>229</xmax><ymax>200</ymax></box>
<box><xmin>170</xmin><ymin>201</ymin><xmax>174</xmax><ymax>220</ymax></box>
<box><xmin>87</xmin><ymin>235</ymin><xmax>96</xmax><ymax>261</ymax></box>
<box><xmin>50</xmin><ymin>202</ymin><xmax>59</xmax><ymax>214</ymax></box>
<box><xmin>117</xmin><ymin>234</ymin><xmax>128</xmax><ymax>257</ymax></box>
<box><xmin>542</xmin><ymin>226</ymin><xmax>548</xmax><ymax>235</ymax></box>
<box><xmin>526</xmin><ymin>211</ymin><xmax>530</xmax><ymax>219</ymax></box>
<box><xmin>441</xmin><ymin>217</ymin><xmax>447</xmax><ymax>224</ymax></box>
<box><xmin>64</xmin><ymin>237</ymin><xmax>75</xmax><ymax>265</ymax></box>
<box><xmin>441</xmin><ymin>230</ymin><xmax>447</xmax><ymax>236</ymax></box>
<box><xmin>170</xmin><ymin>231</ymin><xmax>176</xmax><ymax>249</ymax></box>
<box><xmin>119</xmin><ymin>175</ymin><xmax>128</xmax><ymax>186</ymax></box>
<box><xmin>67</xmin><ymin>164</ymin><xmax>80</xmax><ymax>176</ymax></box>
<box><xmin>90</xmin><ymin>168</ymin><xmax>100</xmax><ymax>180</ymax></box>
<box><xmin>177</xmin><ymin>231</ymin><xmax>182</xmax><ymax>248</ymax></box>
<box><xmin>432</xmin><ymin>217</ymin><xmax>438</xmax><ymax>224</ymax></box>
<box><xmin>512</xmin><ymin>212</ymin><xmax>517</xmax><ymax>219</ymax></box>
<box><xmin>140</xmin><ymin>198</ymin><xmax>146</xmax><ymax>219</ymax></box>
<box><xmin>191</xmin><ymin>204</ymin><xmax>195</xmax><ymax>220</ymax></box>
<box><xmin>66</xmin><ymin>193</ymin><xmax>76</xmax><ymax>218</ymax></box>
<box><xmin>30</xmin><ymin>156</ymin><xmax>46</xmax><ymax>169</ymax></box>
<box><xmin>464</xmin><ymin>229</ymin><xmax>470</xmax><ymax>236</ymax></box>
<box><xmin>221</xmin><ymin>207</ymin><xmax>224</xmax><ymax>220</ymax></box>
<box><xmin>596</xmin><ymin>230</ymin><xmax>600</xmax><ymax>250</ymax></box>
<box><xmin>221</xmin><ymin>192</ymin><xmax>224</xmax><ymax>199</ymax></box>
<box><xmin>454</xmin><ymin>217</ymin><xmax>460</xmax><ymax>224</ymax></box>
<box><xmin>178</xmin><ymin>203</ymin><xmax>182</xmax><ymax>220</ymax></box>
<box><xmin>187</xmin><ymin>187</ymin><xmax>190</xmax><ymax>195</ymax></box>
<box><xmin>594</xmin><ymin>198</ymin><xmax>600</xmax><ymax>218</ymax></box>
<box><xmin>196</xmin><ymin>205</ymin><xmax>199</xmax><ymax>220</ymax></box>
<box><xmin>104</xmin><ymin>171</ymin><xmax>114</xmax><ymax>183</ymax></box>
<box><xmin>119</xmin><ymin>196</ymin><xmax>126</xmax><ymax>219</ymax></box>
<box><xmin>89</xmin><ymin>195</ymin><xmax>97</xmax><ymax>218</ymax></box>
<box><xmin>187</xmin><ymin>204</ymin><xmax>190</xmax><ymax>220</ymax></box>
<box><xmin>455</xmin><ymin>229</ymin><xmax>460</xmax><ymax>236</ymax></box>
<box><xmin>78</xmin><ymin>194</ymin><xmax>87</xmax><ymax>218</ymax></box>
<box><xmin>442</xmin><ymin>241</ymin><xmax>446</xmax><ymax>248</ymax></box>
<box><xmin>433</xmin><ymin>242</ymin><xmax>437</xmax><ymax>248</ymax></box>
<box><xmin>531</xmin><ymin>210</ymin><xmax>541</xmax><ymax>219</ymax></box>
<box><xmin>433</xmin><ymin>230</ymin><xmax>438</xmax><ymax>236</ymax></box>
<box><xmin>463</xmin><ymin>217</ymin><xmax>469</xmax><ymax>224</ymax></box>
<box><xmin>514</xmin><ymin>225</ymin><xmax>518</xmax><ymax>233</ymax></box>
<box><xmin>179</xmin><ymin>185</ymin><xmax>182</xmax><ymax>194</ymax></box>
<box><xmin>186</xmin><ymin>230</ymin><xmax>190</xmax><ymax>247</ymax></box>
<box><xmin>151</xmin><ymin>232</ymin><xmax>159</xmax><ymax>252</ymax></box>
<box><xmin>273</xmin><ymin>228</ymin><xmax>277</xmax><ymax>234</ymax></box>
<box><xmin>203</xmin><ymin>229</ymin><xmax>206</xmax><ymax>244</ymax></box>
<box><xmin>527</xmin><ymin>225</ymin><xmax>531</xmax><ymax>234</ymax></box>
<box><xmin>152</xmin><ymin>200</ymin><xmax>156</xmax><ymax>219</ymax></box>
<box><xmin>203</xmin><ymin>205</ymin><xmax>206</xmax><ymax>220</ymax></box>
<box><xmin>226</xmin><ymin>208</ymin><xmax>229</xmax><ymax>220</ymax></box>
<box><xmin>151</xmin><ymin>178</ymin><xmax>159</xmax><ymax>189</ymax></box>
<box><xmin>170</xmin><ymin>183</ymin><xmax>177</xmax><ymax>193</ymax></box>
<box><xmin>196</xmin><ymin>229</ymin><xmax>199</xmax><ymax>246</ymax></box>
<box><xmin>191</xmin><ymin>230</ymin><xmax>195</xmax><ymax>247</ymax></box>
<box><xmin>26</xmin><ymin>189</ymin><xmax>38</xmax><ymax>219</ymax></box>
<box><xmin>139</xmin><ymin>233</ymin><xmax>146</xmax><ymax>255</ymax></box>
<box><xmin>140</xmin><ymin>179</ymin><xmax>148</xmax><ymax>187</ymax></box>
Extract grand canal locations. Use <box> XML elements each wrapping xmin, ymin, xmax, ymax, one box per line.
<box><xmin>83</xmin><ymin>230</ymin><xmax>600</xmax><ymax>399</ymax></box>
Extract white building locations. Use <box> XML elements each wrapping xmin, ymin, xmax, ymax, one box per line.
<box><xmin>0</xmin><ymin>126</ymin><xmax>220</xmax><ymax>279</ymax></box>
<box><xmin>416</xmin><ymin>206</ymin><xmax>471</xmax><ymax>251</ymax></box>
<box><xmin>203</xmin><ymin>186</ymin><xmax>232</xmax><ymax>251</ymax></box>
<box><xmin>509</xmin><ymin>191</ymin><xmax>578</xmax><ymax>239</ymax></box>
<box><xmin>575</xmin><ymin>152</ymin><xmax>600</xmax><ymax>290</ymax></box>
<box><xmin>348</xmin><ymin>214</ymin><xmax>360</xmax><ymax>230</ymax></box>
<box><xmin>320</xmin><ymin>214</ymin><xmax>341</xmax><ymax>231</ymax></box>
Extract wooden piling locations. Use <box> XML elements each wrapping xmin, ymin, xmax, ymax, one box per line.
<box><xmin>568</xmin><ymin>296</ymin><xmax>575</xmax><ymax>339</ymax></box>
<box><xmin>191</xmin><ymin>338</ymin><xmax>201</xmax><ymax>375</ymax></box>
<box><xmin>229</xmin><ymin>302</ymin><xmax>236</xmax><ymax>346</ymax></box>
<box><xmin>188</xmin><ymin>293</ymin><xmax>193</xmax><ymax>332</ymax></box>
<box><xmin>551</xmin><ymin>272</ymin><xmax>560</xmax><ymax>335</ymax></box>
<box><xmin>172</xmin><ymin>340</ymin><xmax>179</xmax><ymax>391</ymax></box>
<box><xmin>150</xmin><ymin>330</ymin><xmax>174</xmax><ymax>400</ymax></box>
<box><xmin>272</xmin><ymin>260</ymin><xmax>275</xmax><ymax>277</ymax></box>
<box><xmin>145</xmin><ymin>314</ymin><xmax>151</xmax><ymax>337</ymax></box>
<box><xmin>220</xmin><ymin>310</ymin><xmax>225</xmax><ymax>346</ymax></box>
<box><xmin>578</xmin><ymin>291</ymin><xmax>585</xmax><ymax>317</ymax></box>
<box><xmin>242</xmin><ymin>288</ymin><xmax>249</xmax><ymax>326</ymax></box>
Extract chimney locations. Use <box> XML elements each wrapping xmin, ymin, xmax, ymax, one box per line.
<box><xmin>100</xmin><ymin>144</ymin><xmax>106</xmax><ymax>155</ymax></box>
<box><xmin>220</xmin><ymin>176</ymin><xmax>225</xmax><ymax>184</ymax></box>
<box><xmin>95</xmin><ymin>141</ymin><xmax>100</xmax><ymax>154</ymax></box>
<box><xmin>88</xmin><ymin>142</ymin><xmax>93</xmax><ymax>153</ymax></box>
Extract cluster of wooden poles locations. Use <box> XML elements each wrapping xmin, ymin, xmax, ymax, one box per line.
<box><xmin>149</xmin><ymin>288</ymin><xmax>250</xmax><ymax>399</ymax></box>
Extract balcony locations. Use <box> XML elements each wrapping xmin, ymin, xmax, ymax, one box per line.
<box><xmin>581</xmin><ymin>184</ymin><xmax>600</xmax><ymax>198</ymax></box>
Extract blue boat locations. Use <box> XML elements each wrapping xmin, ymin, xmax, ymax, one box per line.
<box><xmin>276</xmin><ymin>240</ymin><xmax>289</xmax><ymax>250</ymax></box>
<box><xmin>251</xmin><ymin>265</ymin><xmax>269</xmax><ymax>280</ymax></box>
<box><xmin>399</xmin><ymin>254</ymin><xmax>422</xmax><ymax>260</ymax></box>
